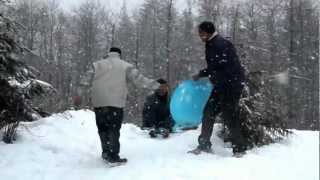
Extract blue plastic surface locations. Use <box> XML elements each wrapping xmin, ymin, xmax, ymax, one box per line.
<box><xmin>170</xmin><ymin>79</ymin><xmax>213</xmax><ymax>130</ymax></box>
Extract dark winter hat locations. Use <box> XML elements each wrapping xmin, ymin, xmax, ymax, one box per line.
<box><xmin>109</xmin><ymin>47</ymin><xmax>122</xmax><ymax>55</ymax></box>
<box><xmin>198</xmin><ymin>21</ymin><xmax>216</xmax><ymax>34</ymax></box>
<box><xmin>157</xmin><ymin>78</ymin><xmax>167</xmax><ymax>84</ymax></box>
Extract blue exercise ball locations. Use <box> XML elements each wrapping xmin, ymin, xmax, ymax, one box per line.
<box><xmin>170</xmin><ymin>79</ymin><xmax>213</xmax><ymax>130</ymax></box>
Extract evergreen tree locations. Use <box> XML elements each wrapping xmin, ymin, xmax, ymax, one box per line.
<box><xmin>238</xmin><ymin>71</ymin><xmax>291</xmax><ymax>148</ymax></box>
<box><xmin>0</xmin><ymin>1</ymin><xmax>53</xmax><ymax>143</ymax></box>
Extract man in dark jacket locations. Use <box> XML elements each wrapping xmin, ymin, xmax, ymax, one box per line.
<box><xmin>190</xmin><ymin>21</ymin><xmax>246</xmax><ymax>156</ymax></box>
<box><xmin>142</xmin><ymin>79</ymin><xmax>174</xmax><ymax>138</ymax></box>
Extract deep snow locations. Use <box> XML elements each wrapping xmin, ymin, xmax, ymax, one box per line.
<box><xmin>0</xmin><ymin>110</ymin><xmax>318</xmax><ymax>180</ymax></box>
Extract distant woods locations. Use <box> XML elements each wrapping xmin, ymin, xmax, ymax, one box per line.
<box><xmin>2</xmin><ymin>0</ymin><xmax>318</xmax><ymax>130</ymax></box>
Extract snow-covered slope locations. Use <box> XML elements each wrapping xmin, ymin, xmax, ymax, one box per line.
<box><xmin>0</xmin><ymin>110</ymin><xmax>318</xmax><ymax>180</ymax></box>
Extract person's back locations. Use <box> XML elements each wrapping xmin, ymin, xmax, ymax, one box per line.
<box><xmin>91</xmin><ymin>52</ymin><xmax>132</xmax><ymax>108</ymax></box>
<box><xmin>205</xmin><ymin>35</ymin><xmax>244</xmax><ymax>88</ymax></box>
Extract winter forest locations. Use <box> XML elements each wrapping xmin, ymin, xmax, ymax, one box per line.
<box><xmin>0</xmin><ymin>0</ymin><xmax>319</xmax><ymax>142</ymax></box>
<box><xmin>0</xmin><ymin>0</ymin><xmax>319</xmax><ymax>179</ymax></box>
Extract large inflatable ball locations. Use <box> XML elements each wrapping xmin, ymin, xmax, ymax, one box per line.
<box><xmin>170</xmin><ymin>79</ymin><xmax>213</xmax><ymax>130</ymax></box>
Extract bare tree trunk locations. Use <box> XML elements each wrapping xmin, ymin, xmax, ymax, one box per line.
<box><xmin>165</xmin><ymin>0</ymin><xmax>173</xmax><ymax>86</ymax></box>
<box><xmin>287</xmin><ymin>0</ymin><xmax>296</xmax><ymax>126</ymax></box>
<box><xmin>111</xmin><ymin>23</ymin><xmax>116</xmax><ymax>47</ymax></box>
<box><xmin>231</xmin><ymin>5</ymin><xmax>240</xmax><ymax>43</ymax></box>
<box><xmin>152</xmin><ymin>5</ymin><xmax>157</xmax><ymax>77</ymax></box>
<box><xmin>135</xmin><ymin>24</ymin><xmax>140</xmax><ymax>67</ymax></box>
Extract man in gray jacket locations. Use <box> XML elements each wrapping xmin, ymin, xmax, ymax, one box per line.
<box><xmin>91</xmin><ymin>47</ymin><xmax>160</xmax><ymax>164</ymax></box>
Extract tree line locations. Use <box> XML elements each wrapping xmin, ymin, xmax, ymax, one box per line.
<box><xmin>1</xmin><ymin>0</ymin><xmax>319</xmax><ymax>130</ymax></box>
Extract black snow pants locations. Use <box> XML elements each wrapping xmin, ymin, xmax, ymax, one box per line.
<box><xmin>198</xmin><ymin>84</ymin><xmax>246</xmax><ymax>153</ymax></box>
<box><xmin>94</xmin><ymin>106</ymin><xmax>123</xmax><ymax>160</ymax></box>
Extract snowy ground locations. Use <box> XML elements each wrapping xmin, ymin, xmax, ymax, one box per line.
<box><xmin>0</xmin><ymin>110</ymin><xmax>319</xmax><ymax>180</ymax></box>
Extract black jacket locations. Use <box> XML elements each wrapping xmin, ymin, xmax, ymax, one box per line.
<box><xmin>142</xmin><ymin>93</ymin><xmax>174</xmax><ymax>130</ymax></box>
<box><xmin>198</xmin><ymin>35</ymin><xmax>245</xmax><ymax>91</ymax></box>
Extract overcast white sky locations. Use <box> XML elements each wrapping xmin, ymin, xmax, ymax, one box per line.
<box><xmin>58</xmin><ymin>0</ymin><xmax>190</xmax><ymax>15</ymax></box>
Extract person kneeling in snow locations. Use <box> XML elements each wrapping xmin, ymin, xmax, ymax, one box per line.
<box><xmin>142</xmin><ymin>79</ymin><xmax>174</xmax><ymax>138</ymax></box>
<box><xmin>91</xmin><ymin>47</ymin><xmax>160</xmax><ymax>164</ymax></box>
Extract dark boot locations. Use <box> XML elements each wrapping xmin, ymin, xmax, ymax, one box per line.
<box><xmin>188</xmin><ymin>146</ymin><xmax>213</xmax><ymax>155</ymax></box>
<box><xmin>106</xmin><ymin>155</ymin><xmax>128</xmax><ymax>164</ymax></box>
<box><xmin>232</xmin><ymin>144</ymin><xmax>247</xmax><ymax>157</ymax></box>
<box><xmin>110</xmin><ymin>157</ymin><xmax>128</xmax><ymax>163</ymax></box>
<box><xmin>159</xmin><ymin>128</ymin><xmax>170</xmax><ymax>138</ymax></box>
<box><xmin>149</xmin><ymin>130</ymin><xmax>157</xmax><ymax>138</ymax></box>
